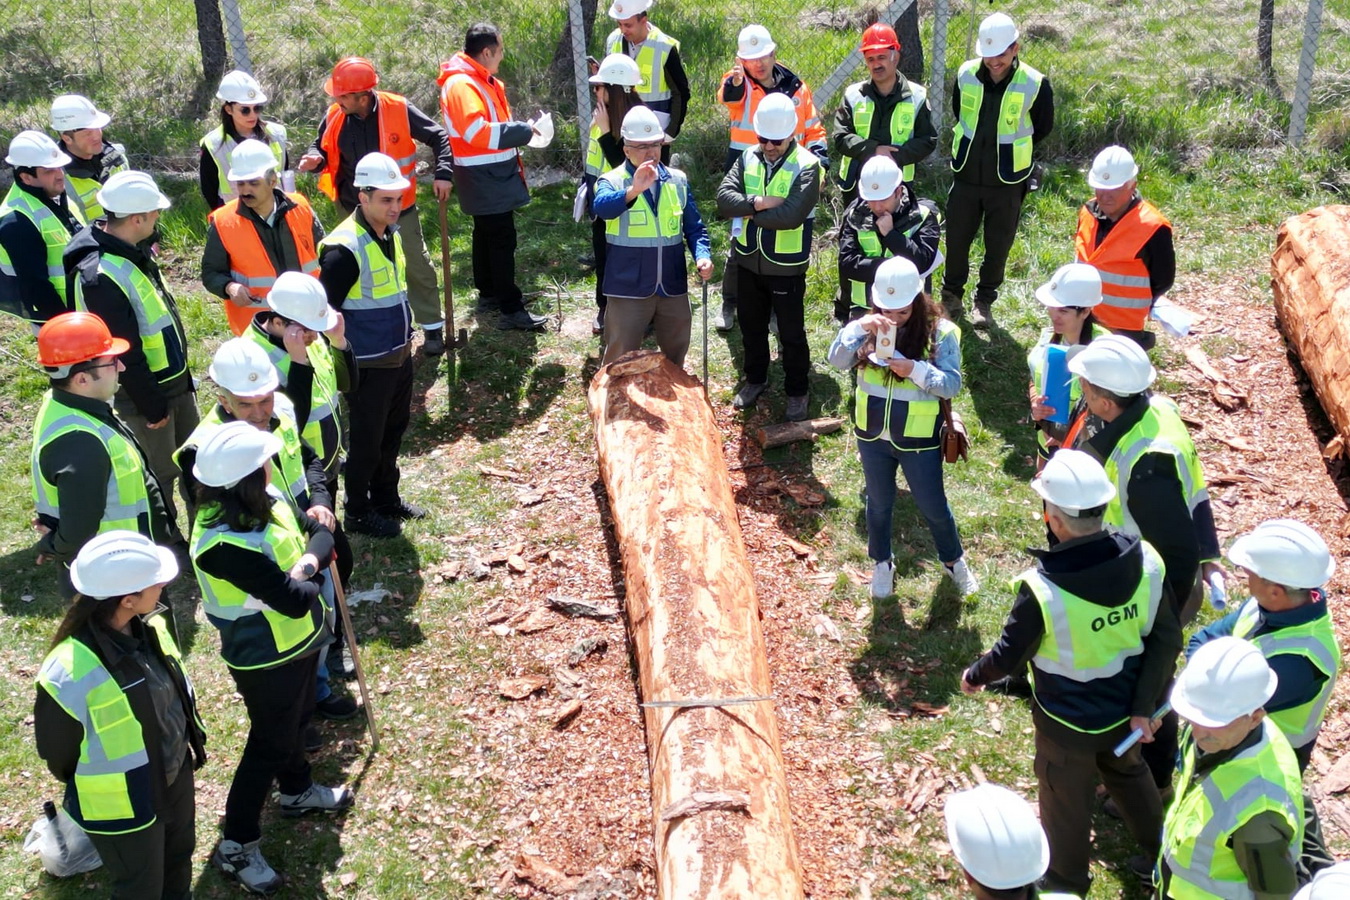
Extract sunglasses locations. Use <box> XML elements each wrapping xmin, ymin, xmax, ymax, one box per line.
<box><xmin>234</xmin><ymin>104</ymin><xmax>264</xmax><ymax>114</ymax></box>
<box><xmin>757</xmin><ymin>135</ymin><xmax>788</xmax><ymax>146</ymax></box>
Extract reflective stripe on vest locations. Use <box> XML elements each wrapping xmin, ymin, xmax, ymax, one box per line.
<box><xmin>608</xmin><ymin>24</ymin><xmax>680</xmax><ymax>103</ymax></box>
<box><xmin>725</xmin><ymin>78</ymin><xmax>820</xmax><ymax>153</ymax></box>
<box><xmin>317</xmin><ymin>215</ymin><xmax>410</xmax><ymax>361</ymax></box>
<box><xmin>63</xmin><ymin>143</ymin><xmax>129</xmax><ymax>222</ymax></box>
<box><xmin>179</xmin><ymin>405</ymin><xmax>310</xmax><ymax>508</ymax></box>
<box><xmin>439</xmin><ymin>69</ymin><xmax>520</xmax><ymax>166</ymax></box>
<box><xmin>598</xmin><ymin>166</ymin><xmax>686</xmax><ymax>248</ymax></box>
<box><xmin>248</xmin><ymin>325</ymin><xmax>344</xmax><ymax>473</ymax></box>
<box><xmin>318</xmin><ymin>92</ymin><xmax>417</xmax><ymax>208</ymax></box>
<box><xmin>847</xmin><ymin>207</ymin><xmax>931</xmax><ymax>308</ymax></box>
<box><xmin>209</xmin><ymin>193</ymin><xmax>320</xmax><ymax>335</ymax></box>
<box><xmin>0</xmin><ymin>184</ymin><xmax>84</xmax><ymax>316</ymax></box>
<box><xmin>73</xmin><ymin>254</ymin><xmax>187</xmax><ymax>384</ymax></box>
<box><xmin>585</xmin><ymin>123</ymin><xmax>605</xmax><ymax>177</ymax></box>
<box><xmin>733</xmin><ymin>144</ymin><xmax>817</xmax><ymax>267</ymax></box>
<box><xmin>853</xmin><ymin>320</ymin><xmax>960</xmax><ymax>448</ymax></box>
<box><xmin>1074</xmin><ymin>200</ymin><xmax>1171</xmax><ymax>332</ymax></box>
<box><xmin>200</xmin><ymin>122</ymin><xmax>288</xmax><ymax>204</ymax></box>
<box><xmin>1104</xmin><ymin>396</ymin><xmax>1209</xmax><ymax>536</ymax></box>
<box><xmin>1232</xmin><ymin>598</ymin><xmax>1342</xmax><ymax>748</ymax></box>
<box><xmin>836</xmin><ymin>80</ymin><xmax>924</xmax><ymax>189</ymax></box>
<box><xmin>950</xmin><ymin>60</ymin><xmax>1043</xmax><ymax>184</ymax></box>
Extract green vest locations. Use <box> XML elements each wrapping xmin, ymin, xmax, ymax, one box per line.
<box><xmin>950</xmin><ymin>60</ymin><xmax>1043</xmax><ymax>184</ymax></box>
<box><xmin>317</xmin><ymin>215</ymin><xmax>410</xmax><ymax>361</ymax></box>
<box><xmin>846</xmin><ymin>206</ymin><xmax>932</xmax><ymax>309</ymax></box>
<box><xmin>1103</xmin><ymin>396</ymin><xmax>1208</xmax><ymax>536</ymax></box>
<box><xmin>0</xmin><ymin>184</ymin><xmax>85</xmax><ymax>319</ymax></box>
<box><xmin>598</xmin><ymin>165</ymin><xmax>686</xmax><ymax>248</ymax></box>
<box><xmin>585</xmin><ymin>122</ymin><xmax>605</xmax><ymax>179</ymax></box>
<box><xmin>1232</xmin><ymin>598</ymin><xmax>1341</xmax><ymax>749</ymax></box>
<box><xmin>853</xmin><ymin>319</ymin><xmax>959</xmax><ymax>450</ymax></box>
<box><xmin>247</xmin><ymin>325</ymin><xmax>344</xmax><ymax>475</ymax></box>
<box><xmin>836</xmin><ymin>80</ymin><xmax>926</xmax><ymax>188</ymax></box>
<box><xmin>63</xmin><ymin>143</ymin><xmax>129</xmax><ymax>222</ymax></box>
<box><xmin>733</xmin><ymin>144</ymin><xmax>818</xmax><ymax>268</ymax></box>
<box><xmin>31</xmin><ymin>391</ymin><xmax>153</xmax><ymax>535</ymax></box>
<box><xmin>606</xmin><ymin>24</ymin><xmax>680</xmax><ymax>103</ymax></box>
<box><xmin>1161</xmin><ymin>722</ymin><xmax>1303</xmax><ymax>900</ymax></box>
<box><xmin>199</xmin><ymin>122</ymin><xmax>288</xmax><ymax>201</ymax></box>
<box><xmin>192</xmin><ymin>491</ymin><xmax>329</xmax><ymax>670</ymax></box>
<box><xmin>1026</xmin><ymin>324</ymin><xmax>1103</xmax><ymax>454</ymax></box>
<box><xmin>178</xmin><ymin>404</ymin><xmax>310</xmax><ymax>508</ymax></box>
<box><xmin>72</xmin><ymin>253</ymin><xmax>188</xmax><ymax>385</ymax></box>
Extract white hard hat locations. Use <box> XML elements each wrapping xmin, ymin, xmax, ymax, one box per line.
<box><xmin>1036</xmin><ymin>263</ymin><xmax>1103</xmax><ymax>309</ymax></box>
<box><xmin>50</xmin><ymin>94</ymin><xmax>111</xmax><ymax>131</ymax></box>
<box><xmin>1067</xmin><ymin>334</ymin><xmax>1156</xmax><ymax>395</ymax></box>
<box><xmin>1031</xmin><ymin>449</ymin><xmax>1116</xmax><ymax>513</ymax></box>
<box><xmin>977</xmin><ymin>13</ymin><xmax>1020</xmax><ymax>57</ymax></box>
<box><xmin>1294</xmin><ymin>862</ymin><xmax>1350</xmax><ymax>900</ymax></box>
<box><xmin>217</xmin><ymin>69</ymin><xmax>269</xmax><ymax>104</ymax></box>
<box><xmin>871</xmin><ymin>257</ymin><xmax>921</xmax><ymax>311</ymax></box>
<box><xmin>1088</xmin><ymin>145</ymin><xmax>1139</xmax><ymax>190</ymax></box>
<box><xmin>1227</xmin><ymin>519</ymin><xmax>1334</xmax><ymax>590</ymax></box>
<box><xmin>857</xmin><ymin>156</ymin><xmax>902</xmax><ymax>202</ymax></box>
<box><xmin>267</xmin><ymin>271</ymin><xmax>338</xmax><ymax>332</ymax></box>
<box><xmin>96</xmin><ymin>171</ymin><xmax>172</xmax><ymax>215</ymax></box>
<box><xmin>944</xmin><ymin>783</ymin><xmax>1049</xmax><ymax>890</ymax></box>
<box><xmin>620</xmin><ymin>106</ymin><xmax>667</xmax><ymax>144</ymax></box>
<box><xmin>193</xmin><ymin>419</ymin><xmax>283</xmax><ymax>488</ymax></box>
<box><xmin>738</xmin><ymin>24</ymin><xmax>777</xmax><ymax>60</ymax></box>
<box><xmin>607</xmin><ymin>0</ymin><xmax>652</xmax><ymax>19</ymax></box>
<box><xmin>69</xmin><ymin>530</ymin><xmax>178</xmax><ymax>599</ymax></box>
<box><xmin>227</xmin><ymin>139</ymin><xmax>279</xmax><ymax>182</ymax></box>
<box><xmin>1172</xmin><ymin>636</ymin><xmax>1278</xmax><ymax>728</ymax></box>
<box><xmin>752</xmin><ymin>93</ymin><xmax>798</xmax><ymax>142</ymax></box>
<box><xmin>353</xmin><ymin>152</ymin><xmax>410</xmax><ymax>191</ymax></box>
<box><xmin>209</xmin><ymin>338</ymin><xmax>280</xmax><ymax>398</ymax></box>
<box><xmin>589</xmin><ymin>53</ymin><xmax>643</xmax><ymax>87</ymax></box>
<box><xmin>5</xmin><ymin>130</ymin><xmax>72</xmax><ymax>168</ymax></box>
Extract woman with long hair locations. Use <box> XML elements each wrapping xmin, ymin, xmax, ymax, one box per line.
<box><xmin>200</xmin><ymin>69</ymin><xmax>289</xmax><ymax>210</ymax></box>
<box><xmin>35</xmin><ymin>531</ymin><xmax>206</xmax><ymax>899</ymax></box>
<box><xmin>828</xmin><ymin>256</ymin><xmax>979</xmax><ymax>600</ymax></box>
<box><xmin>1027</xmin><ymin>263</ymin><xmax>1106</xmax><ymax>464</ymax></box>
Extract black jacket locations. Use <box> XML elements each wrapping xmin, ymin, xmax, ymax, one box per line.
<box><xmin>950</xmin><ymin>58</ymin><xmax>1054</xmax><ymax>187</ymax></box>
<box><xmin>838</xmin><ymin>188</ymin><xmax>942</xmax><ymax>291</ymax></box>
<box><xmin>832</xmin><ymin>76</ymin><xmax>937</xmax><ymax>178</ymax></box>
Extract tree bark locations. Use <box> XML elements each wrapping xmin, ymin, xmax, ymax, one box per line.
<box><xmin>1256</xmin><ymin>0</ymin><xmax>1280</xmax><ymax>95</ymax></box>
<box><xmin>895</xmin><ymin>4</ymin><xmax>925</xmax><ymax>83</ymax></box>
<box><xmin>756</xmin><ymin>417</ymin><xmax>845</xmax><ymax>450</ymax></box>
<box><xmin>194</xmin><ymin>0</ymin><xmax>227</xmax><ymax>84</ymax></box>
<box><xmin>589</xmin><ymin>351</ymin><xmax>805</xmax><ymax>900</ymax></box>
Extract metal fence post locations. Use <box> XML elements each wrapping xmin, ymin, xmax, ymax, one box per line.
<box><xmin>569</xmin><ymin>0</ymin><xmax>592</xmax><ymax>171</ymax></box>
<box><xmin>1288</xmin><ymin>0</ymin><xmax>1324</xmax><ymax>147</ymax></box>
<box><xmin>930</xmin><ymin>0</ymin><xmax>950</xmax><ymax>140</ymax></box>
<box><xmin>220</xmin><ymin>0</ymin><xmax>252</xmax><ymax>73</ymax></box>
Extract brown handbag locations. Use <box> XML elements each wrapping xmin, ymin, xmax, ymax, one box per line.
<box><xmin>939</xmin><ymin>398</ymin><xmax>969</xmax><ymax>464</ymax></box>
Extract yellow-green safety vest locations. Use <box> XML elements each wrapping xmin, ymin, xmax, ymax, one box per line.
<box><xmin>585</xmin><ymin>122</ymin><xmax>605</xmax><ymax>179</ymax></box>
<box><xmin>950</xmin><ymin>60</ymin><xmax>1043</xmax><ymax>184</ymax></box>
<box><xmin>317</xmin><ymin>215</ymin><xmax>410</xmax><ymax>361</ymax></box>
<box><xmin>199</xmin><ymin>122</ymin><xmax>288</xmax><ymax>202</ymax></box>
<box><xmin>1232</xmin><ymin>598</ymin><xmax>1342</xmax><ymax>749</ymax></box>
<box><xmin>0</xmin><ymin>184</ymin><xmax>85</xmax><ymax>320</ymax></box>
<box><xmin>733</xmin><ymin>144</ymin><xmax>818</xmax><ymax>268</ymax></box>
<box><xmin>836</xmin><ymin>80</ymin><xmax>926</xmax><ymax>189</ymax></box>
<box><xmin>72</xmin><ymin>253</ymin><xmax>188</xmax><ymax>385</ymax></box>
<box><xmin>1103</xmin><ymin>395</ymin><xmax>1209</xmax><ymax>536</ymax></box>
<box><xmin>853</xmin><ymin>319</ymin><xmax>960</xmax><ymax>450</ymax></box>
<box><xmin>247</xmin><ymin>326</ymin><xmax>344</xmax><ymax>475</ymax></box>
<box><xmin>178</xmin><ymin>404</ymin><xmax>310</xmax><ymax>507</ymax></box>
<box><xmin>607</xmin><ymin>24</ymin><xmax>680</xmax><ymax>104</ymax></box>
<box><xmin>598</xmin><ymin>165</ymin><xmax>686</xmax><ymax>248</ymax></box>
<box><xmin>63</xmin><ymin>143</ymin><xmax>129</xmax><ymax>222</ymax></box>
<box><xmin>1026</xmin><ymin>324</ymin><xmax>1103</xmax><ymax>454</ymax></box>
<box><xmin>846</xmin><ymin>205</ymin><xmax>933</xmax><ymax>309</ymax></box>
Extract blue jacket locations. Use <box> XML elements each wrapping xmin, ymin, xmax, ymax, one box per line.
<box><xmin>592</xmin><ymin>162</ymin><xmax>711</xmax><ymax>299</ymax></box>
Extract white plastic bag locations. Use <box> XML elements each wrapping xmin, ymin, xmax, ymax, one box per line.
<box><xmin>527</xmin><ymin>111</ymin><xmax>554</xmax><ymax>149</ymax></box>
<box><xmin>23</xmin><ymin>803</ymin><xmax>102</xmax><ymax>877</ymax></box>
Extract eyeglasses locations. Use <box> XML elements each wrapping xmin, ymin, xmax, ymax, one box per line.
<box><xmin>623</xmin><ymin>141</ymin><xmax>662</xmax><ymax>151</ymax></box>
<box><xmin>234</xmin><ymin>104</ymin><xmax>264</xmax><ymax>114</ymax></box>
<box><xmin>78</xmin><ymin>360</ymin><xmax>119</xmax><ymax>375</ymax></box>
<box><xmin>757</xmin><ymin>135</ymin><xmax>789</xmax><ymax>146</ymax></box>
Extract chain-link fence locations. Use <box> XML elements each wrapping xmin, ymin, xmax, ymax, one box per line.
<box><xmin>3</xmin><ymin>0</ymin><xmax>1347</xmax><ymax>182</ymax></box>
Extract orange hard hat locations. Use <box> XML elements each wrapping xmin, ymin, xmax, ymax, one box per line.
<box><xmin>36</xmin><ymin>312</ymin><xmax>130</xmax><ymax>368</ymax></box>
<box><xmin>324</xmin><ymin>57</ymin><xmax>379</xmax><ymax>96</ymax></box>
<box><xmin>860</xmin><ymin>23</ymin><xmax>900</xmax><ymax>52</ymax></box>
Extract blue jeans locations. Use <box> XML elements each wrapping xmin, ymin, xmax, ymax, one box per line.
<box><xmin>857</xmin><ymin>438</ymin><xmax>963</xmax><ymax>565</ymax></box>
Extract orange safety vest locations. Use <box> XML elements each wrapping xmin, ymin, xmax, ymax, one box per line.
<box><xmin>209</xmin><ymin>194</ymin><xmax>320</xmax><ymax>335</ymax></box>
<box><xmin>437</xmin><ymin>53</ymin><xmax>524</xmax><ymax>176</ymax></box>
<box><xmin>317</xmin><ymin>91</ymin><xmax>417</xmax><ymax>209</ymax></box>
<box><xmin>720</xmin><ymin>73</ymin><xmax>826</xmax><ymax>154</ymax></box>
<box><xmin>1075</xmin><ymin>200</ymin><xmax>1170</xmax><ymax>332</ymax></box>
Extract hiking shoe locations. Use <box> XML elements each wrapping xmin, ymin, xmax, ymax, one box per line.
<box><xmin>714</xmin><ymin>299</ymin><xmax>736</xmax><ymax>332</ymax></box>
<box><xmin>944</xmin><ymin>558</ymin><xmax>980</xmax><ymax>596</ymax></box>
<box><xmin>1125</xmin><ymin>854</ymin><xmax>1157</xmax><ymax>886</ymax></box>
<box><xmin>474</xmin><ymin>294</ymin><xmax>499</xmax><ymax>312</ymax></box>
<box><xmin>785</xmin><ymin>394</ymin><xmax>809</xmax><ymax>422</ymax></box>
<box><xmin>315</xmin><ymin>693</ymin><xmax>359</xmax><ymax>720</ymax></box>
<box><xmin>969</xmin><ymin>300</ymin><xmax>993</xmax><ymax>328</ymax></box>
<box><xmin>422</xmin><ymin>328</ymin><xmax>445</xmax><ymax>357</ymax></box>
<box><xmin>278</xmin><ymin>783</ymin><xmax>354</xmax><ymax>818</ymax></box>
<box><xmin>940</xmin><ymin>288</ymin><xmax>964</xmax><ymax>320</ymax></box>
<box><xmin>213</xmin><ymin>839</ymin><xmax>283</xmax><ymax>894</ymax></box>
<box><xmin>733</xmin><ymin>382</ymin><xmax>767</xmax><ymax>409</ymax></box>
<box><xmin>345</xmin><ymin>509</ymin><xmax>401</xmax><ymax>538</ymax></box>
<box><xmin>592</xmin><ymin>307</ymin><xmax>606</xmax><ymax>335</ymax></box>
<box><xmin>304</xmin><ymin>725</ymin><xmax>322</xmax><ymax>753</ymax></box>
<box><xmin>376</xmin><ymin>499</ymin><xmax>427</xmax><ymax>521</ymax></box>
<box><xmin>331</xmin><ymin>640</ymin><xmax>357</xmax><ymax>680</ymax></box>
<box><xmin>496</xmin><ymin>309</ymin><xmax>548</xmax><ymax>331</ymax></box>
<box><xmin>870</xmin><ymin>558</ymin><xmax>895</xmax><ymax>600</ymax></box>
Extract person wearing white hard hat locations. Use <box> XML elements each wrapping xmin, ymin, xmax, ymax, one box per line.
<box><xmin>1156</xmin><ymin>636</ymin><xmax>1304</xmax><ymax>898</ymax></box>
<box><xmin>592</xmin><ymin>106</ymin><xmax>712</xmax><ymax>368</ymax></box>
<box><xmin>1295</xmin><ymin>862</ymin><xmax>1350</xmax><ymax>900</ymax></box>
<box><xmin>189</xmin><ymin>421</ymin><xmax>352</xmax><ymax>895</ymax></box>
<box><xmin>201</xmin><ymin>138</ymin><xmax>326</xmax><ymax>336</ymax></box>
<box><xmin>49</xmin><ymin>93</ymin><xmax>129</xmax><ymax>222</ymax></box>
<box><xmin>1074</xmin><ymin>144</ymin><xmax>1175</xmax><ymax>351</ymax></box>
<box><xmin>1026</xmin><ymin>263</ymin><xmax>1106</xmax><ymax>465</ymax></box>
<box><xmin>828</xmin><ymin>256</ymin><xmax>978</xmax><ymax>597</ymax></box>
<box><xmin>837</xmin><ymin>155</ymin><xmax>941</xmax><ymax>323</ymax></box>
<box><xmin>718</xmin><ymin>92</ymin><xmax>822</xmax><ymax>420</ymax></box>
<box><xmin>962</xmin><ymin>449</ymin><xmax>1180</xmax><ymax>896</ymax></box>
<box><xmin>942</xmin><ymin>12</ymin><xmax>1054</xmax><ymax>327</ymax></box>
<box><xmin>64</xmin><ymin>170</ymin><xmax>199</xmax><ymax>533</ymax></box>
<box><xmin>199</xmin><ymin>70</ymin><xmax>289</xmax><ymax>211</ymax></box>
<box><xmin>34</xmin><ymin>531</ymin><xmax>206</xmax><ymax>900</ymax></box>
<box><xmin>714</xmin><ymin>23</ymin><xmax>829</xmax><ymax>332</ymax></box>
<box><xmin>944</xmin><ymin>783</ymin><xmax>1075</xmax><ymax>899</ymax></box>
<box><xmin>604</xmin><ymin>0</ymin><xmax>690</xmax><ymax>156</ymax></box>
<box><xmin>0</xmin><ymin>131</ymin><xmax>84</xmax><ymax>328</ymax></box>
<box><xmin>436</xmin><ymin>24</ymin><xmax>550</xmax><ymax>332</ymax></box>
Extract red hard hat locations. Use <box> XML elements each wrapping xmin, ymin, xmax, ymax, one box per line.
<box><xmin>325</xmin><ymin>57</ymin><xmax>379</xmax><ymax>96</ymax></box>
<box><xmin>860</xmin><ymin>23</ymin><xmax>900</xmax><ymax>52</ymax></box>
<box><xmin>37</xmin><ymin>312</ymin><xmax>130</xmax><ymax>368</ymax></box>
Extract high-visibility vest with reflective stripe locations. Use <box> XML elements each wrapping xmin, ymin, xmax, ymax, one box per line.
<box><xmin>1026</xmin><ymin>541</ymin><xmax>1165</xmax><ymax>733</ymax></box>
<box><xmin>1075</xmin><ymin>200</ymin><xmax>1171</xmax><ymax>332</ymax></box>
<box><xmin>31</xmin><ymin>391</ymin><xmax>153</xmax><ymax>535</ymax></box>
<box><xmin>853</xmin><ymin>319</ymin><xmax>959</xmax><ymax>450</ymax></box>
<box><xmin>208</xmin><ymin>194</ymin><xmax>320</xmax><ymax>335</ymax></box>
<box><xmin>63</xmin><ymin>143</ymin><xmax>128</xmax><ymax>222</ymax></box>
<box><xmin>1232</xmin><ymin>598</ymin><xmax>1341</xmax><ymax>750</ymax></box>
<box><xmin>950</xmin><ymin>60</ymin><xmax>1043</xmax><ymax>184</ymax></box>
<box><xmin>836</xmin><ymin>80</ymin><xmax>925</xmax><ymax>188</ymax></box>
<box><xmin>72</xmin><ymin>254</ymin><xmax>188</xmax><ymax>386</ymax></box>
<box><xmin>199</xmin><ymin>122</ymin><xmax>288</xmax><ymax>204</ymax></box>
<box><xmin>722</xmin><ymin>74</ymin><xmax>825</xmax><ymax>154</ymax></box>
<box><xmin>178</xmin><ymin>405</ymin><xmax>310</xmax><ymax>508</ymax></box>
<box><xmin>317</xmin><ymin>214</ymin><xmax>410</xmax><ymax>361</ymax></box>
<box><xmin>598</xmin><ymin>165</ymin><xmax>686</xmax><ymax>248</ymax></box>
<box><xmin>36</xmin><ymin>615</ymin><xmax>194</xmax><ymax>834</ymax></box>
<box><xmin>318</xmin><ymin>92</ymin><xmax>417</xmax><ymax>208</ymax></box>
<box><xmin>607</xmin><ymin>24</ymin><xmax>680</xmax><ymax>107</ymax></box>
<box><xmin>0</xmin><ymin>184</ymin><xmax>84</xmax><ymax>321</ymax></box>
<box><xmin>732</xmin><ymin>144</ymin><xmax>818</xmax><ymax>268</ymax></box>
<box><xmin>1102</xmin><ymin>395</ymin><xmax>1209</xmax><ymax>537</ymax></box>
<box><xmin>248</xmin><ymin>325</ymin><xmax>344</xmax><ymax>475</ymax></box>
<box><xmin>1026</xmin><ymin>324</ymin><xmax>1104</xmax><ymax>454</ymax></box>
<box><xmin>585</xmin><ymin>123</ymin><xmax>606</xmax><ymax>178</ymax></box>
<box><xmin>845</xmin><ymin>206</ymin><xmax>933</xmax><ymax>309</ymax></box>
<box><xmin>1162</xmin><ymin>722</ymin><xmax>1303</xmax><ymax>900</ymax></box>
<box><xmin>439</xmin><ymin>55</ymin><xmax>523</xmax><ymax>168</ymax></box>
<box><xmin>192</xmin><ymin>490</ymin><xmax>330</xmax><ymax>670</ymax></box>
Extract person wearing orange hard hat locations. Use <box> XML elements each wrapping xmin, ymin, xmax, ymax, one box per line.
<box><xmin>297</xmin><ymin>57</ymin><xmax>456</xmax><ymax>356</ymax></box>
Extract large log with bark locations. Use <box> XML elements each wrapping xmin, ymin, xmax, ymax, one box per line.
<box><xmin>588</xmin><ymin>351</ymin><xmax>805</xmax><ymax>900</ymax></box>
<box><xmin>1271</xmin><ymin>205</ymin><xmax>1350</xmax><ymax>447</ymax></box>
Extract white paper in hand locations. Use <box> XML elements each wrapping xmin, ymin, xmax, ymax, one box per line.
<box><xmin>1150</xmin><ymin>295</ymin><xmax>1194</xmax><ymax>338</ymax></box>
<box><xmin>527</xmin><ymin>111</ymin><xmax>554</xmax><ymax>149</ymax></box>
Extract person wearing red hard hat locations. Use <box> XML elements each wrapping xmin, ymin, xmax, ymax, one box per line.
<box><xmin>297</xmin><ymin>56</ymin><xmax>456</xmax><ymax>355</ymax></box>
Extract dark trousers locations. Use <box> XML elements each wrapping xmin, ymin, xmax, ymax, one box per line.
<box><xmin>942</xmin><ymin>179</ymin><xmax>1027</xmax><ymax>306</ymax></box>
<box><xmin>88</xmin><ymin>761</ymin><xmax>195</xmax><ymax>900</ymax></box>
<box><xmin>471</xmin><ymin>211</ymin><xmax>524</xmax><ymax>314</ymax></box>
<box><xmin>224</xmin><ymin>651</ymin><xmax>318</xmax><ymax>844</ymax></box>
<box><xmin>591</xmin><ymin>217</ymin><xmax>608</xmax><ymax>310</ymax></box>
<box><xmin>1035</xmin><ymin>727</ymin><xmax>1162</xmax><ymax>896</ymax></box>
<box><xmin>344</xmin><ymin>357</ymin><xmax>413</xmax><ymax>516</ymax></box>
<box><xmin>737</xmin><ymin>269</ymin><xmax>810</xmax><ymax>396</ymax></box>
<box><xmin>858</xmin><ymin>439</ymin><xmax>963</xmax><ymax>564</ymax></box>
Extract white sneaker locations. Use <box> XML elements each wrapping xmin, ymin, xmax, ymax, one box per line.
<box><xmin>870</xmin><ymin>558</ymin><xmax>895</xmax><ymax>599</ymax></box>
<box><xmin>278</xmin><ymin>782</ymin><xmax>353</xmax><ymax>818</ymax></box>
<box><xmin>945</xmin><ymin>558</ymin><xmax>980</xmax><ymax>596</ymax></box>
<box><xmin>213</xmin><ymin>839</ymin><xmax>283</xmax><ymax>894</ymax></box>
